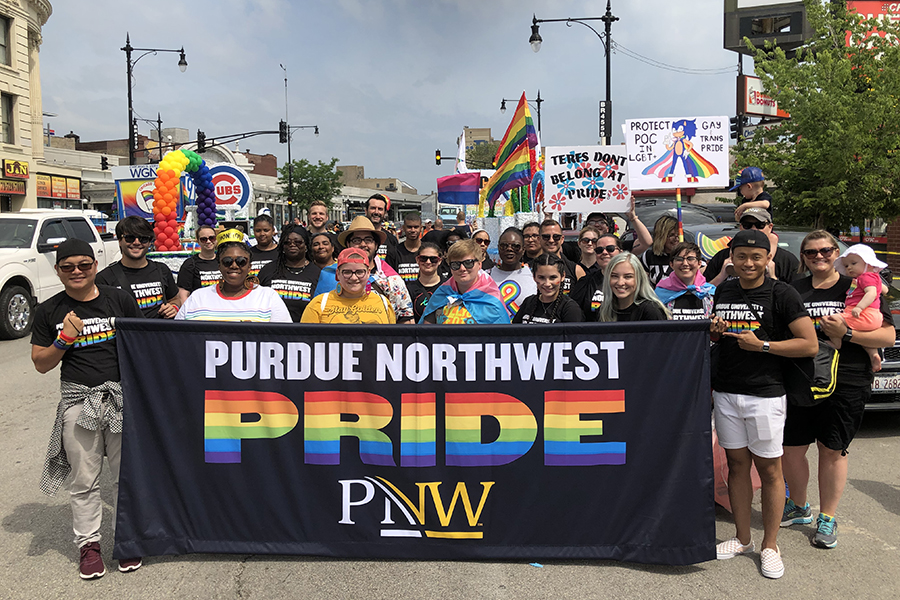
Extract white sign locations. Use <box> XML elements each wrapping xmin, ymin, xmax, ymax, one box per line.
<box><xmin>624</xmin><ymin>116</ymin><xmax>730</xmax><ymax>191</ymax></box>
<box><xmin>543</xmin><ymin>146</ymin><xmax>630</xmax><ymax>214</ymax></box>
<box><xmin>743</xmin><ymin>76</ymin><xmax>789</xmax><ymax>118</ymax></box>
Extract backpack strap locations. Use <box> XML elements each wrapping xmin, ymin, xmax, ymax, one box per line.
<box><xmin>108</xmin><ymin>261</ymin><xmax>132</xmax><ymax>293</ymax></box>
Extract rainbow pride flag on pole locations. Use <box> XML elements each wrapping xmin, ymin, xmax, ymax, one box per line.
<box><xmin>481</xmin><ymin>142</ymin><xmax>532</xmax><ymax>212</ymax></box>
<box><xmin>493</xmin><ymin>92</ymin><xmax>538</xmax><ymax>168</ymax></box>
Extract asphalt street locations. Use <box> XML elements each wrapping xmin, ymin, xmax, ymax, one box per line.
<box><xmin>0</xmin><ymin>336</ymin><xmax>898</xmax><ymax>600</ymax></box>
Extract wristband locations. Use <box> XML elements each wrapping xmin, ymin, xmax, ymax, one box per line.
<box><xmin>53</xmin><ymin>331</ymin><xmax>76</xmax><ymax>350</ymax></box>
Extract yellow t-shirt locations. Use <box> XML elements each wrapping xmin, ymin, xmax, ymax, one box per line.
<box><xmin>301</xmin><ymin>291</ymin><xmax>397</xmax><ymax>324</ymax></box>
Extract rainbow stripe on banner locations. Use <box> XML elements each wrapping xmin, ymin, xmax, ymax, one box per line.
<box><xmin>494</xmin><ymin>92</ymin><xmax>538</xmax><ymax>168</ymax></box>
<box><xmin>445</xmin><ymin>393</ymin><xmax>538</xmax><ymax>466</ymax></box>
<box><xmin>544</xmin><ymin>390</ymin><xmax>627</xmax><ymax>466</ymax></box>
<box><xmin>400</xmin><ymin>393</ymin><xmax>436</xmax><ymax>467</ymax></box>
<box><xmin>304</xmin><ymin>391</ymin><xmax>396</xmax><ymax>466</ymax></box>
<box><xmin>204</xmin><ymin>390</ymin><xmax>299</xmax><ymax>463</ymax></box>
<box><xmin>481</xmin><ymin>143</ymin><xmax>532</xmax><ymax>211</ymax></box>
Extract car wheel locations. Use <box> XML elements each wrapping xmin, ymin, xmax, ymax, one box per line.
<box><xmin>0</xmin><ymin>285</ymin><xmax>34</xmax><ymax>339</ymax></box>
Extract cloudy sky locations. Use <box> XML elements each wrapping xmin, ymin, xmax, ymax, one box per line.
<box><xmin>39</xmin><ymin>0</ymin><xmax>747</xmax><ymax>194</ymax></box>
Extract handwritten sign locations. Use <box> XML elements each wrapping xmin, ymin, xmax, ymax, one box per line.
<box><xmin>624</xmin><ymin>116</ymin><xmax>729</xmax><ymax>190</ymax></box>
<box><xmin>543</xmin><ymin>146</ymin><xmax>630</xmax><ymax>213</ymax></box>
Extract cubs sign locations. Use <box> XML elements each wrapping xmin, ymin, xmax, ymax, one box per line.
<box><xmin>209</xmin><ymin>164</ymin><xmax>252</xmax><ymax>211</ymax></box>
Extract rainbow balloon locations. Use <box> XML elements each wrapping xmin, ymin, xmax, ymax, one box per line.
<box><xmin>151</xmin><ymin>149</ymin><xmax>216</xmax><ymax>251</ymax></box>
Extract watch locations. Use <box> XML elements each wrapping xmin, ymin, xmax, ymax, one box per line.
<box><xmin>762</xmin><ymin>341</ymin><xmax>770</xmax><ymax>353</ymax></box>
<box><xmin>843</xmin><ymin>328</ymin><xmax>854</xmax><ymax>343</ymax></box>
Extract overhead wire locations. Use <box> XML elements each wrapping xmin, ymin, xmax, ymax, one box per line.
<box><xmin>611</xmin><ymin>40</ymin><xmax>737</xmax><ymax>75</ymax></box>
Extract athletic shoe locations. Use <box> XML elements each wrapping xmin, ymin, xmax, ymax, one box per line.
<box><xmin>118</xmin><ymin>557</ymin><xmax>143</xmax><ymax>573</ymax></box>
<box><xmin>781</xmin><ymin>498</ymin><xmax>813</xmax><ymax>527</ymax></box>
<box><xmin>79</xmin><ymin>542</ymin><xmax>106</xmax><ymax>580</ymax></box>
<box><xmin>813</xmin><ymin>514</ymin><xmax>838</xmax><ymax>548</ymax></box>
<box><xmin>716</xmin><ymin>537</ymin><xmax>755</xmax><ymax>559</ymax></box>
<box><xmin>760</xmin><ymin>546</ymin><xmax>785</xmax><ymax>579</ymax></box>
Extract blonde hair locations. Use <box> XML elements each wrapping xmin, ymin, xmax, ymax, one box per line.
<box><xmin>797</xmin><ymin>230</ymin><xmax>841</xmax><ymax>274</ymax></box>
<box><xmin>447</xmin><ymin>238</ymin><xmax>484</xmax><ymax>262</ymax></box>
<box><xmin>651</xmin><ymin>216</ymin><xmax>678</xmax><ymax>255</ymax></box>
<box><xmin>597</xmin><ymin>252</ymin><xmax>669</xmax><ymax>322</ymax></box>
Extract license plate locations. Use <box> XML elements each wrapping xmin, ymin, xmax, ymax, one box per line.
<box><xmin>872</xmin><ymin>373</ymin><xmax>900</xmax><ymax>392</ymax></box>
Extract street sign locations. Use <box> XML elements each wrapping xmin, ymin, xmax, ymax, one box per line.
<box><xmin>599</xmin><ymin>101</ymin><xmax>611</xmax><ymax>140</ymax></box>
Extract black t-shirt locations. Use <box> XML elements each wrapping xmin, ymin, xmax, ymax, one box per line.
<box><xmin>376</xmin><ymin>230</ymin><xmax>399</xmax><ymax>263</ymax></box>
<box><xmin>570</xmin><ymin>269</ymin><xmax>604</xmax><ymax>321</ymax></box>
<box><xmin>394</xmin><ymin>243</ymin><xmax>420</xmax><ymax>284</ymax></box>
<box><xmin>606</xmin><ymin>300</ymin><xmax>669</xmax><ymax>322</ymax></box>
<box><xmin>712</xmin><ymin>278</ymin><xmax>809</xmax><ymax>396</ymax></box>
<box><xmin>258</xmin><ymin>261</ymin><xmax>322</xmax><ymax>322</ymax></box>
<box><xmin>705</xmin><ymin>246</ymin><xmax>799</xmax><ymax>285</ymax></box>
<box><xmin>176</xmin><ymin>254</ymin><xmax>222</xmax><ymax>292</ymax></box>
<box><xmin>250</xmin><ymin>247</ymin><xmax>279</xmax><ymax>278</ymax></box>
<box><xmin>482</xmin><ymin>256</ymin><xmax>496</xmax><ymax>270</ymax></box>
<box><xmin>669</xmin><ymin>294</ymin><xmax>707</xmax><ymax>321</ymax></box>
<box><xmin>512</xmin><ymin>294</ymin><xmax>584</xmax><ymax>324</ymax></box>
<box><xmin>31</xmin><ymin>286</ymin><xmax>142</xmax><ymax>387</ymax></box>
<box><xmin>640</xmin><ymin>249</ymin><xmax>672</xmax><ymax>287</ymax></box>
<box><xmin>420</xmin><ymin>230</ymin><xmax>444</xmax><ymax>246</ymax></box>
<box><xmin>406</xmin><ymin>277</ymin><xmax>447</xmax><ymax>323</ymax></box>
<box><xmin>792</xmin><ymin>274</ymin><xmax>893</xmax><ymax>387</ymax></box>
<box><xmin>754</xmin><ymin>191</ymin><xmax>774</xmax><ymax>219</ymax></box>
<box><xmin>95</xmin><ymin>260</ymin><xmax>179</xmax><ymax>319</ymax></box>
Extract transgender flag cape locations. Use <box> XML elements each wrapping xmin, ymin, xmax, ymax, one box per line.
<box><xmin>419</xmin><ymin>270</ymin><xmax>511</xmax><ymax>324</ymax></box>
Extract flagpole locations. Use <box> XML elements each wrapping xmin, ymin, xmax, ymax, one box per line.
<box><xmin>676</xmin><ymin>187</ymin><xmax>684</xmax><ymax>242</ymax></box>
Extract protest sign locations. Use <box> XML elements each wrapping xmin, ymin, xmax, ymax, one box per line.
<box><xmin>543</xmin><ymin>146</ymin><xmax>630</xmax><ymax>213</ymax></box>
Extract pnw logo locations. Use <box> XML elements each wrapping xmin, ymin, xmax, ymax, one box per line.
<box><xmin>339</xmin><ymin>477</ymin><xmax>494</xmax><ymax>539</ymax></box>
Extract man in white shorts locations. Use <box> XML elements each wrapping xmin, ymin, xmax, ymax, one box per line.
<box><xmin>708</xmin><ymin>229</ymin><xmax>817</xmax><ymax>579</ymax></box>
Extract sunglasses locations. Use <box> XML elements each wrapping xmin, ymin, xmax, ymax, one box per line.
<box><xmin>597</xmin><ymin>245</ymin><xmax>619</xmax><ymax>254</ymax></box>
<box><xmin>800</xmin><ymin>247</ymin><xmax>838</xmax><ymax>259</ymax></box>
<box><xmin>474</xmin><ymin>238</ymin><xmax>490</xmax><ymax>245</ymax></box>
<box><xmin>58</xmin><ymin>260</ymin><xmax>95</xmax><ymax>273</ymax></box>
<box><xmin>220</xmin><ymin>256</ymin><xmax>249</xmax><ymax>268</ymax></box>
<box><xmin>340</xmin><ymin>269</ymin><xmax>368</xmax><ymax>279</ymax></box>
<box><xmin>498</xmin><ymin>242</ymin><xmax>522</xmax><ymax>251</ymax></box>
<box><xmin>198</xmin><ymin>236</ymin><xmax>216</xmax><ymax>243</ymax></box>
<box><xmin>416</xmin><ymin>255</ymin><xmax>441</xmax><ymax>264</ymax></box>
<box><xmin>740</xmin><ymin>221</ymin><xmax>767</xmax><ymax>230</ymax></box>
<box><xmin>449</xmin><ymin>259</ymin><xmax>477</xmax><ymax>271</ymax></box>
<box><xmin>283</xmin><ymin>238</ymin><xmax>306</xmax><ymax>247</ymax></box>
<box><xmin>121</xmin><ymin>234</ymin><xmax>151</xmax><ymax>244</ymax></box>
<box><xmin>580</xmin><ymin>238</ymin><xmax>599</xmax><ymax>245</ymax></box>
<box><xmin>541</xmin><ymin>233</ymin><xmax>563</xmax><ymax>242</ymax></box>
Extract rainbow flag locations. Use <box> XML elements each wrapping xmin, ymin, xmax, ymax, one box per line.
<box><xmin>437</xmin><ymin>172</ymin><xmax>480</xmax><ymax>205</ymax></box>
<box><xmin>493</xmin><ymin>92</ymin><xmax>538</xmax><ymax>168</ymax></box>
<box><xmin>481</xmin><ymin>142</ymin><xmax>531</xmax><ymax>211</ymax></box>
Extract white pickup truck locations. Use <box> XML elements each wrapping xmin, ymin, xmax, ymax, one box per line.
<box><xmin>0</xmin><ymin>209</ymin><xmax>121</xmax><ymax>339</ymax></box>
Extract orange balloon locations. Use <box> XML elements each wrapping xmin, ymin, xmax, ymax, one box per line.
<box><xmin>163</xmin><ymin>193</ymin><xmax>174</xmax><ymax>202</ymax></box>
<box><xmin>166</xmin><ymin>169</ymin><xmax>178</xmax><ymax>179</ymax></box>
<box><xmin>162</xmin><ymin>207</ymin><xmax>171</xmax><ymax>216</ymax></box>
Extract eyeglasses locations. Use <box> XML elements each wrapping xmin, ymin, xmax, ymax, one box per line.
<box><xmin>672</xmin><ymin>256</ymin><xmax>700</xmax><ymax>264</ymax></box>
<box><xmin>523</xmin><ymin>233</ymin><xmax>540</xmax><ymax>240</ymax></box>
<box><xmin>220</xmin><ymin>256</ymin><xmax>249</xmax><ymax>268</ymax></box>
<box><xmin>740</xmin><ymin>221</ymin><xmax>768</xmax><ymax>230</ymax></box>
<box><xmin>58</xmin><ymin>260</ymin><xmax>95</xmax><ymax>273</ymax></box>
<box><xmin>580</xmin><ymin>237</ymin><xmax>599</xmax><ymax>245</ymax></box>
<box><xmin>450</xmin><ymin>259</ymin><xmax>477</xmax><ymax>271</ymax></box>
<box><xmin>349</xmin><ymin>236</ymin><xmax>376</xmax><ymax>245</ymax></box>
<box><xmin>474</xmin><ymin>238</ymin><xmax>490</xmax><ymax>246</ymax></box>
<box><xmin>283</xmin><ymin>238</ymin><xmax>306</xmax><ymax>247</ymax></box>
<box><xmin>597</xmin><ymin>245</ymin><xmax>620</xmax><ymax>254</ymax></box>
<box><xmin>416</xmin><ymin>255</ymin><xmax>441</xmax><ymax>264</ymax></box>
<box><xmin>121</xmin><ymin>234</ymin><xmax>151</xmax><ymax>244</ymax></box>
<box><xmin>498</xmin><ymin>242</ymin><xmax>522</xmax><ymax>251</ymax></box>
<box><xmin>800</xmin><ymin>247</ymin><xmax>838</xmax><ymax>259</ymax></box>
<box><xmin>541</xmin><ymin>233</ymin><xmax>563</xmax><ymax>242</ymax></box>
<box><xmin>198</xmin><ymin>236</ymin><xmax>216</xmax><ymax>243</ymax></box>
<box><xmin>339</xmin><ymin>269</ymin><xmax>368</xmax><ymax>279</ymax></box>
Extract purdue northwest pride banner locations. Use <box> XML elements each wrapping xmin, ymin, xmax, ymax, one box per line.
<box><xmin>114</xmin><ymin>319</ymin><xmax>715</xmax><ymax>564</ymax></box>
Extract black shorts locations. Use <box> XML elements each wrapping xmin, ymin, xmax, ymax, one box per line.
<box><xmin>783</xmin><ymin>382</ymin><xmax>868</xmax><ymax>453</ymax></box>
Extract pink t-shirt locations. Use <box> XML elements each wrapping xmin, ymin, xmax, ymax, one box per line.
<box><xmin>846</xmin><ymin>271</ymin><xmax>881</xmax><ymax>310</ymax></box>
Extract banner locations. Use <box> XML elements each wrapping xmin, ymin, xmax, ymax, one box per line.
<box><xmin>624</xmin><ymin>116</ymin><xmax>729</xmax><ymax>190</ymax></box>
<box><xmin>113</xmin><ymin>164</ymin><xmax>187</xmax><ymax>221</ymax></box>
<box><xmin>115</xmin><ymin>320</ymin><xmax>715</xmax><ymax>564</ymax></box>
<box><xmin>543</xmin><ymin>146</ymin><xmax>630</xmax><ymax>214</ymax></box>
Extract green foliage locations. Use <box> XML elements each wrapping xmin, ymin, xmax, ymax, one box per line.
<box><xmin>733</xmin><ymin>0</ymin><xmax>900</xmax><ymax>229</ymax></box>
<box><xmin>277</xmin><ymin>157</ymin><xmax>343</xmax><ymax>213</ymax></box>
<box><xmin>466</xmin><ymin>141</ymin><xmax>500</xmax><ymax>169</ymax></box>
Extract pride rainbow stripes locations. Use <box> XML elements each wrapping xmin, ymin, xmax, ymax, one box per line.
<box><xmin>204</xmin><ymin>390</ymin><xmax>299</xmax><ymax>463</ymax></box>
<box><xmin>445</xmin><ymin>393</ymin><xmax>538</xmax><ymax>466</ymax></box>
<box><xmin>544</xmin><ymin>390</ymin><xmax>626</xmax><ymax>466</ymax></box>
<box><xmin>304</xmin><ymin>391</ymin><xmax>396</xmax><ymax>466</ymax></box>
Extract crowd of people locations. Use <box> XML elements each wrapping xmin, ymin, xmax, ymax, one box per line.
<box><xmin>30</xmin><ymin>182</ymin><xmax>894</xmax><ymax>581</ymax></box>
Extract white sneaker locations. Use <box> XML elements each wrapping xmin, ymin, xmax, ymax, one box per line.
<box><xmin>716</xmin><ymin>537</ymin><xmax>755</xmax><ymax>560</ymax></box>
<box><xmin>760</xmin><ymin>546</ymin><xmax>784</xmax><ymax>579</ymax></box>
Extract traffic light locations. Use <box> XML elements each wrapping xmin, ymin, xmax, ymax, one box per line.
<box><xmin>435</xmin><ymin>149</ymin><xmax>442</xmax><ymax>165</ymax></box>
<box><xmin>197</xmin><ymin>130</ymin><xmax>206</xmax><ymax>152</ymax></box>
<box><xmin>279</xmin><ymin>120</ymin><xmax>288</xmax><ymax>144</ymax></box>
<box><xmin>100</xmin><ymin>155</ymin><xmax>109</xmax><ymax>170</ymax></box>
<box><xmin>730</xmin><ymin>116</ymin><xmax>740</xmax><ymax>140</ymax></box>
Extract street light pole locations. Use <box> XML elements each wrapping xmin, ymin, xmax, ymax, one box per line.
<box><xmin>122</xmin><ymin>33</ymin><xmax>187</xmax><ymax>165</ymax></box>
<box><xmin>280</xmin><ymin>64</ymin><xmax>293</xmax><ymax>223</ymax></box>
<box><xmin>500</xmin><ymin>90</ymin><xmax>543</xmax><ymax>136</ymax></box>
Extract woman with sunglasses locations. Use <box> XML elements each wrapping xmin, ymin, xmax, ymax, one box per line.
<box><xmin>576</xmin><ymin>226</ymin><xmax>603</xmax><ymax>275</ymax></box>
<box><xmin>472</xmin><ymin>229</ymin><xmax>495</xmax><ymax>270</ymax></box>
<box><xmin>176</xmin><ymin>229</ymin><xmax>290</xmax><ymax>322</ymax></box>
<box><xmin>598</xmin><ymin>252</ymin><xmax>669</xmax><ymax>322</ymax></box>
<box><xmin>421</xmin><ymin>239</ymin><xmax>510</xmax><ymax>324</ymax></box>
<box><xmin>704</xmin><ymin>208</ymin><xmax>799</xmax><ymax>286</ymax></box>
<box><xmin>569</xmin><ymin>234</ymin><xmax>623</xmax><ymax>321</ymax></box>
<box><xmin>258</xmin><ymin>224</ymin><xmax>322</xmax><ymax>322</ymax></box>
<box><xmin>512</xmin><ymin>254</ymin><xmax>583</xmax><ymax>324</ymax></box>
<box><xmin>176</xmin><ymin>225</ymin><xmax>222</xmax><ymax>305</ymax></box>
<box><xmin>487</xmin><ymin>227</ymin><xmax>537</xmax><ymax>319</ymax></box>
<box><xmin>302</xmin><ymin>248</ymin><xmax>396</xmax><ymax>324</ymax></box>
<box><xmin>405</xmin><ymin>243</ymin><xmax>448</xmax><ymax>323</ymax></box>
<box><xmin>780</xmin><ymin>231</ymin><xmax>895</xmax><ymax>550</ymax></box>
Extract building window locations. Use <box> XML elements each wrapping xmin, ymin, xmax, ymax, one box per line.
<box><xmin>0</xmin><ymin>16</ymin><xmax>9</xmax><ymax>66</ymax></box>
<box><xmin>1</xmin><ymin>93</ymin><xmax>13</xmax><ymax>144</ymax></box>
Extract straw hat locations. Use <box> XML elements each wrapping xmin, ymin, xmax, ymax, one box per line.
<box><xmin>337</xmin><ymin>216</ymin><xmax>387</xmax><ymax>247</ymax></box>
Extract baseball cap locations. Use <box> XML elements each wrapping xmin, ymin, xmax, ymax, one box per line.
<box><xmin>739</xmin><ymin>207</ymin><xmax>772</xmax><ymax>224</ymax></box>
<box><xmin>729</xmin><ymin>229</ymin><xmax>771</xmax><ymax>253</ymax></box>
<box><xmin>337</xmin><ymin>247</ymin><xmax>370</xmax><ymax>268</ymax></box>
<box><xmin>55</xmin><ymin>239</ymin><xmax>95</xmax><ymax>264</ymax></box>
<box><xmin>729</xmin><ymin>166</ymin><xmax>765</xmax><ymax>191</ymax></box>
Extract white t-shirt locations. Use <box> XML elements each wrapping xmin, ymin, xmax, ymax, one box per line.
<box><xmin>487</xmin><ymin>265</ymin><xmax>538</xmax><ymax>318</ymax></box>
<box><xmin>176</xmin><ymin>284</ymin><xmax>291</xmax><ymax>322</ymax></box>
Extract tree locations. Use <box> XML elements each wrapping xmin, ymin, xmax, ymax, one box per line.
<box><xmin>733</xmin><ymin>0</ymin><xmax>900</xmax><ymax>229</ymax></box>
<box><xmin>466</xmin><ymin>141</ymin><xmax>500</xmax><ymax>169</ymax></box>
<box><xmin>277</xmin><ymin>157</ymin><xmax>343</xmax><ymax>214</ymax></box>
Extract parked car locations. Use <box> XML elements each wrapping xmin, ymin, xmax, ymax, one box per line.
<box><xmin>0</xmin><ymin>210</ymin><xmax>120</xmax><ymax>339</ymax></box>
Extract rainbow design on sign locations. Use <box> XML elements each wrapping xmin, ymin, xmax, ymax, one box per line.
<box><xmin>73</xmin><ymin>329</ymin><xmax>115</xmax><ymax>348</ymax></box>
<box><xmin>136</xmin><ymin>294</ymin><xmax>163</xmax><ymax>309</ymax></box>
<box><xmin>544</xmin><ymin>390</ymin><xmax>626</xmax><ymax>466</ymax></box>
<box><xmin>695</xmin><ymin>232</ymin><xmax>732</xmax><ymax>261</ymax></box>
<box><xmin>726</xmin><ymin>320</ymin><xmax>761</xmax><ymax>333</ymax></box>
<box><xmin>499</xmin><ymin>281</ymin><xmax>522</xmax><ymax>316</ymax></box>
<box><xmin>400</xmin><ymin>393</ymin><xmax>436</xmax><ymax>467</ymax></box>
<box><xmin>276</xmin><ymin>289</ymin><xmax>312</xmax><ymax>301</ymax></box>
<box><xmin>304</xmin><ymin>391</ymin><xmax>396</xmax><ymax>466</ymax></box>
<box><xmin>204</xmin><ymin>390</ymin><xmax>299</xmax><ymax>463</ymax></box>
<box><xmin>445</xmin><ymin>393</ymin><xmax>538</xmax><ymax>466</ymax></box>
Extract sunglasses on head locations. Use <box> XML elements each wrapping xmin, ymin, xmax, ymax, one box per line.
<box><xmin>740</xmin><ymin>220</ymin><xmax>767</xmax><ymax>230</ymax></box>
<box><xmin>220</xmin><ymin>256</ymin><xmax>249</xmax><ymax>268</ymax></box>
<box><xmin>416</xmin><ymin>255</ymin><xmax>441</xmax><ymax>264</ymax></box>
<box><xmin>800</xmin><ymin>246</ymin><xmax>838</xmax><ymax>258</ymax></box>
<box><xmin>541</xmin><ymin>233</ymin><xmax>563</xmax><ymax>242</ymax></box>
<box><xmin>450</xmin><ymin>259</ymin><xmax>477</xmax><ymax>271</ymax></box>
<box><xmin>58</xmin><ymin>260</ymin><xmax>95</xmax><ymax>273</ymax></box>
<box><xmin>121</xmin><ymin>234</ymin><xmax>151</xmax><ymax>244</ymax></box>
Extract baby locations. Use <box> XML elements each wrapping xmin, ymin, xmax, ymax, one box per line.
<box><xmin>833</xmin><ymin>244</ymin><xmax>888</xmax><ymax>371</ymax></box>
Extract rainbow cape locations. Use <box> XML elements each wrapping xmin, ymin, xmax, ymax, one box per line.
<box><xmin>480</xmin><ymin>142</ymin><xmax>532</xmax><ymax>211</ymax></box>
<box><xmin>419</xmin><ymin>271</ymin><xmax>510</xmax><ymax>324</ymax></box>
<box><xmin>493</xmin><ymin>92</ymin><xmax>538</xmax><ymax>168</ymax></box>
<box><xmin>641</xmin><ymin>143</ymin><xmax>719</xmax><ymax>180</ymax></box>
